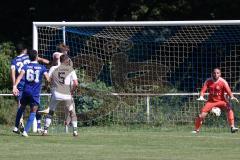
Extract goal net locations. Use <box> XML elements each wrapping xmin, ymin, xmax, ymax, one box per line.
<box><xmin>33</xmin><ymin>21</ymin><xmax>240</xmax><ymax>131</ymax></box>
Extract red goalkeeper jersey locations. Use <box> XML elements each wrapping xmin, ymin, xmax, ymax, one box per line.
<box><xmin>200</xmin><ymin>77</ymin><xmax>233</xmax><ymax>102</ymax></box>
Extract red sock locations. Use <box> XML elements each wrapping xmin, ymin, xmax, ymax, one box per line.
<box><xmin>227</xmin><ymin>109</ymin><xmax>234</xmax><ymax>127</ymax></box>
<box><xmin>195</xmin><ymin>117</ymin><xmax>203</xmax><ymax>131</ymax></box>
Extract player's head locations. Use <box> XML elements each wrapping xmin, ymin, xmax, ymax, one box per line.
<box><xmin>212</xmin><ymin>67</ymin><xmax>221</xmax><ymax>80</ymax></box>
<box><xmin>60</xmin><ymin>54</ymin><xmax>70</xmax><ymax>65</ymax></box>
<box><xmin>16</xmin><ymin>42</ymin><xmax>27</xmax><ymax>54</ymax></box>
<box><xmin>57</xmin><ymin>43</ymin><xmax>69</xmax><ymax>54</ymax></box>
<box><xmin>28</xmin><ymin>50</ymin><xmax>38</xmax><ymax>61</ymax></box>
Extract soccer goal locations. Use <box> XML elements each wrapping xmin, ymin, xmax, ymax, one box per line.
<box><xmin>33</xmin><ymin>21</ymin><xmax>240</xmax><ymax>131</ymax></box>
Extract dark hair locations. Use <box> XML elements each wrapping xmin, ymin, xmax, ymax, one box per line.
<box><xmin>28</xmin><ymin>50</ymin><xmax>38</xmax><ymax>61</ymax></box>
<box><xmin>60</xmin><ymin>54</ymin><xmax>70</xmax><ymax>64</ymax></box>
<box><xmin>213</xmin><ymin>67</ymin><xmax>221</xmax><ymax>72</ymax></box>
<box><xmin>57</xmin><ymin>43</ymin><xmax>69</xmax><ymax>53</ymax></box>
<box><xmin>16</xmin><ymin>42</ymin><xmax>27</xmax><ymax>53</ymax></box>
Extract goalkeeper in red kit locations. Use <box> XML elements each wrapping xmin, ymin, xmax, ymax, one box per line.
<box><xmin>193</xmin><ymin>67</ymin><xmax>239</xmax><ymax>133</ymax></box>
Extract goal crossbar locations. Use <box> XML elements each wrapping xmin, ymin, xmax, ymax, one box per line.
<box><xmin>33</xmin><ymin>20</ymin><xmax>240</xmax><ymax>27</ymax></box>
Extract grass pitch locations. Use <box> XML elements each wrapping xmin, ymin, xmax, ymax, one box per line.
<box><xmin>0</xmin><ymin>126</ymin><xmax>240</xmax><ymax>160</ymax></box>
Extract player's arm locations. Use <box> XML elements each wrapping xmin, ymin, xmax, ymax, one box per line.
<box><xmin>200</xmin><ymin>80</ymin><xmax>208</xmax><ymax>96</ymax></box>
<box><xmin>37</xmin><ymin>57</ymin><xmax>50</xmax><ymax>64</ymax></box>
<box><xmin>224</xmin><ymin>82</ymin><xmax>233</xmax><ymax>97</ymax></box>
<box><xmin>10</xmin><ymin>60</ymin><xmax>16</xmax><ymax>85</ymax></box>
<box><xmin>224</xmin><ymin>81</ymin><xmax>239</xmax><ymax>103</ymax></box>
<box><xmin>44</xmin><ymin>72</ymin><xmax>50</xmax><ymax>83</ymax></box>
<box><xmin>197</xmin><ymin>80</ymin><xmax>208</xmax><ymax>101</ymax></box>
<box><xmin>12</xmin><ymin>70</ymin><xmax>25</xmax><ymax>96</ymax></box>
<box><xmin>48</xmin><ymin>66</ymin><xmax>54</xmax><ymax>78</ymax></box>
<box><xmin>47</xmin><ymin>66</ymin><xmax>55</xmax><ymax>86</ymax></box>
<box><xmin>71</xmin><ymin>80</ymin><xmax>78</xmax><ymax>95</ymax></box>
<box><xmin>10</xmin><ymin>67</ymin><xmax>16</xmax><ymax>85</ymax></box>
<box><xmin>72</xmin><ymin>80</ymin><xmax>78</xmax><ymax>90</ymax></box>
<box><xmin>70</xmin><ymin>70</ymin><xmax>78</xmax><ymax>95</ymax></box>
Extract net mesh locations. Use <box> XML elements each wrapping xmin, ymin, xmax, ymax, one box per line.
<box><xmin>35</xmin><ymin>23</ymin><xmax>240</xmax><ymax>131</ymax></box>
<box><xmin>37</xmin><ymin>25</ymin><xmax>240</xmax><ymax>93</ymax></box>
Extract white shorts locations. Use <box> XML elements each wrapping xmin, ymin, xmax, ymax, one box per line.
<box><xmin>49</xmin><ymin>96</ymin><xmax>74</xmax><ymax>112</ymax></box>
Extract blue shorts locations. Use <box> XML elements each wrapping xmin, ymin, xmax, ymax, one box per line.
<box><xmin>17</xmin><ymin>90</ymin><xmax>23</xmax><ymax>101</ymax></box>
<box><xmin>20</xmin><ymin>92</ymin><xmax>40</xmax><ymax>108</ymax></box>
<box><xmin>17</xmin><ymin>83</ymin><xmax>24</xmax><ymax>101</ymax></box>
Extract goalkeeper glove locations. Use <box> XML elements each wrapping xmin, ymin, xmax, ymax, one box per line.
<box><xmin>231</xmin><ymin>96</ymin><xmax>239</xmax><ymax>103</ymax></box>
<box><xmin>196</xmin><ymin>96</ymin><xmax>207</xmax><ymax>101</ymax></box>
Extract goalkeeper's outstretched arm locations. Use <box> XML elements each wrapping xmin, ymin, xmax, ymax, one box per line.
<box><xmin>196</xmin><ymin>80</ymin><xmax>208</xmax><ymax>101</ymax></box>
<box><xmin>223</xmin><ymin>80</ymin><xmax>239</xmax><ymax>103</ymax></box>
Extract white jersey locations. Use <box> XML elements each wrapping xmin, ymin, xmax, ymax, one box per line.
<box><xmin>52</xmin><ymin>52</ymin><xmax>73</xmax><ymax>67</ymax></box>
<box><xmin>49</xmin><ymin>64</ymin><xmax>77</xmax><ymax>100</ymax></box>
<box><xmin>52</xmin><ymin>52</ymin><xmax>63</xmax><ymax>66</ymax></box>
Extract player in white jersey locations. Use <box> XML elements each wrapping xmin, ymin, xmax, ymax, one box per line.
<box><xmin>49</xmin><ymin>43</ymin><xmax>74</xmax><ymax>132</ymax></box>
<box><xmin>52</xmin><ymin>43</ymin><xmax>70</xmax><ymax>66</ymax></box>
<box><xmin>39</xmin><ymin>43</ymin><xmax>72</xmax><ymax>127</ymax></box>
<box><xmin>43</xmin><ymin>54</ymin><xmax>78</xmax><ymax>136</ymax></box>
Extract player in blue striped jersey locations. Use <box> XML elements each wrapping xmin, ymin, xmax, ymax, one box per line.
<box><xmin>11</xmin><ymin>43</ymin><xmax>30</xmax><ymax>102</ymax></box>
<box><xmin>11</xmin><ymin>43</ymin><xmax>49</xmax><ymax>134</ymax></box>
<box><xmin>12</xmin><ymin>50</ymin><xmax>50</xmax><ymax>137</ymax></box>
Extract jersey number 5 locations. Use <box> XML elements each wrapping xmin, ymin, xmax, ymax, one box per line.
<box><xmin>26</xmin><ymin>69</ymin><xmax>40</xmax><ymax>83</ymax></box>
<box><xmin>58</xmin><ymin>72</ymin><xmax>65</xmax><ymax>84</ymax></box>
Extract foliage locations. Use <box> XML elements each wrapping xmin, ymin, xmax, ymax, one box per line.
<box><xmin>3</xmin><ymin>0</ymin><xmax>240</xmax><ymax>43</ymax></box>
<box><xmin>76</xmin><ymin>95</ymin><xmax>103</xmax><ymax>113</ymax></box>
<box><xmin>0</xmin><ymin>42</ymin><xmax>17</xmax><ymax>57</ymax></box>
<box><xmin>0</xmin><ymin>42</ymin><xmax>16</xmax><ymax>91</ymax></box>
<box><xmin>0</xmin><ymin>97</ymin><xmax>16</xmax><ymax>124</ymax></box>
<box><xmin>75</xmin><ymin>68</ymin><xmax>120</xmax><ymax>125</ymax></box>
<box><xmin>0</xmin><ymin>42</ymin><xmax>17</xmax><ymax>125</ymax></box>
<box><xmin>74</xmin><ymin>77</ymin><xmax>117</xmax><ymax>125</ymax></box>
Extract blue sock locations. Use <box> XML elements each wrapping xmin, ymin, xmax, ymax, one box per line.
<box><xmin>15</xmin><ymin>107</ymin><xmax>24</xmax><ymax>128</ymax></box>
<box><xmin>36</xmin><ymin>113</ymin><xmax>42</xmax><ymax>129</ymax></box>
<box><xmin>24</xmin><ymin>112</ymin><xmax>36</xmax><ymax>133</ymax></box>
